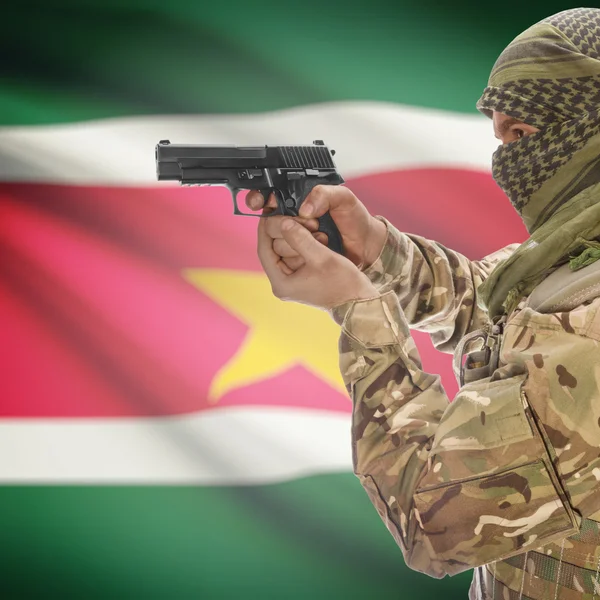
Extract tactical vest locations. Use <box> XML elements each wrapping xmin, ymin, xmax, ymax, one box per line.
<box><xmin>454</xmin><ymin>259</ymin><xmax>600</xmax><ymax>600</ymax></box>
<box><xmin>470</xmin><ymin>517</ymin><xmax>600</xmax><ymax>599</ymax></box>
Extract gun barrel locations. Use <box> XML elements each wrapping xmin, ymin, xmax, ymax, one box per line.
<box><xmin>155</xmin><ymin>141</ymin><xmax>337</xmax><ymax>181</ymax></box>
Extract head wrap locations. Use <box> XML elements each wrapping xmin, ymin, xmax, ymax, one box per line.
<box><xmin>475</xmin><ymin>8</ymin><xmax>600</xmax><ymax>319</ymax></box>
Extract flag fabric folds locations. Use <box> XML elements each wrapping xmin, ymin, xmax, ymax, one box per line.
<box><xmin>1</xmin><ymin>2</ymin><xmax>563</xmax><ymax>598</ymax></box>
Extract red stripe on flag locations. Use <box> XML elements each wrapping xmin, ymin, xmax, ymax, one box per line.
<box><xmin>351</xmin><ymin>168</ymin><xmax>527</xmax><ymax>258</ymax></box>
<box><xmin>0</xmin><ymin>169</ymin><xmax>526</xmax><ymax>417</ymax></box>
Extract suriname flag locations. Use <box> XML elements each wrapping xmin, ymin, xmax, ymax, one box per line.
<box><xmin>0</xmin><ymin>1</ymin><xmax>563</xmax><ymax>598</ymax></box>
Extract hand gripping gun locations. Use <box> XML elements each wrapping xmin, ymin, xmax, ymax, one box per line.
<box><xmin>155</xmin><ymin>139</ymin><xmax>344</xmax><ymax>253</ymax></box>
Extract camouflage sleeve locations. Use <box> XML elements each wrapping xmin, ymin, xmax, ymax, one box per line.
<box><xmin>363</xmin><ymin>217</ymin><xmax>519</xmax><ymax>353</ymax></box>
<box><xmin>332</xmin><ymin>291</ymin><xmax>581</xmax><ymax>579</ymax></box>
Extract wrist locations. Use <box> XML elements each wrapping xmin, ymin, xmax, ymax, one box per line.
<box><xmin>354</xmin><ymin>279</ymin><xmax>379</xmax><ymax>302</ymax></box>
<box><xmin>329</xmin><ymin>282</ymin><xmax>380</xmax><ymax>324</ymax></box>
<box><xmin>330</xmin><ymin>278</ymin><xmax>378</xmax><ymax>309</ymax></box>
<box><xmin>342</xmin><ymin>275</ymin><xmax>379</xmax><ymax>304</ymax></box>
<box><xmin>362</xmin><ymin>216</ymin><xmax>388</xmax><ymax>269</ymax></box>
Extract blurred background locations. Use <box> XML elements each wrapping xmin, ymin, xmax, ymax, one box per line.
<box><xmin>0</xmin><ymin>1</ymin><xmax>592</xmax><ymax>598</ymax></box>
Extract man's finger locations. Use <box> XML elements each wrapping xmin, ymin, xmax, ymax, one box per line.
<box><xmin>245</xmin><ymin>190</ymin><xmax>265</xmax><ymax>211</ymax></box>
<box><xmin>273</xmin><ymin>232</ymin><xmax>327</xmax><ymax>258</ymax></box>
<box><xmin>282</xmin><ymin>256</ymin><xmax>305</xmax><ymax>271</ymax></box>
<box><xmin>261</xmin><ymin>192</ymin><xmax>280</xmax><ymax>216</ymax></box>
<box><xmin>273</xmin><ymin>237</ymin><xmax>299</xmax><ymax>258</ymax></box>
<box><xmin>314</xmin><ymin>232</ymin><xmax>328</xmax><ymax>246</ymax></box>
<box><xmin>266</xmin><ymin>192</ymin><xmax>278</xmax><ymax>209</ymax></box>
<box><xmin>257</xmin><ymin>215</ymin><xmax>285</xmax><ymax>282</ymax></box>
<box><xmin>278</xmin><ymin>260</ymin><xmax>294</xmax><ymax>275</ymax></box>
<box><xmin>264</xmin><ymin>215</ymin><xmax>320</xmax><ymax>240</ymax></box>
<box><xmin>247</xmin><ymin>191</ymin><xmax>280</xmax><ymax>213</ymax></box>
<box><xmin>280</xmin><ymin>219</ymin><xmax>328</xmax><ymax>263</ymax></box>
<box><xmin>298</xmin><ymin>185</ymin><xmax>352</xmax><ymax>217</ymax></box>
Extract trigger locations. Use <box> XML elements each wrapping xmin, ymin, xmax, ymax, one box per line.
<box><xmin>261</xmin><ymin>188</ymin><xmax>284</xmax><ymax>215</ymax></box>
<box><xmin>260</xmin><ymin>189</ymin><xmax>271</xmax><ymax>206</ymax></box>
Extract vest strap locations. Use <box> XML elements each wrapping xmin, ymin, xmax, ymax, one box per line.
<box><xmin>527</xmin><ymin>258</ymin><xmax>600</xmax><ymax>313</ymax></box>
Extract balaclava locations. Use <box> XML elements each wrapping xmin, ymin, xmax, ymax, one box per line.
<box><xmin>476</xmin><ymin>8</ymin><xmax>600</xmax><ymax>319</ymax></box>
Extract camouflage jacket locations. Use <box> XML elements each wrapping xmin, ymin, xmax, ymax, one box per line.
<box><xmin>331</xmin><ymin>218</ymin><xmax>600</xmax><ymax>594</ymax></box>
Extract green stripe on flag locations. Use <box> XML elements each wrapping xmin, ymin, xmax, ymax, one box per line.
<box><xmin>0</xmin><ymin>0</ymin><xmax>581</xmax><ymax>125</ymax></box>
<box><xmin>0</xmin><ymin>475</ymin><xmax>473</xmax><ymax>599</ymax></box>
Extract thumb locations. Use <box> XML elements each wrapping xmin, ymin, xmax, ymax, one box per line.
<box><xmin>299</xmin><ymin>185</ymin><xmax>349</xmax><ymax>218</ymax></box>
<box><xmin>280</xmin><ymin>219</ymin><xmax>327</xmax><ymax>262</ymax></box>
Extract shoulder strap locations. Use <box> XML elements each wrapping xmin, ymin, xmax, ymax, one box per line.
<box><xmin>527</xmin><ymin>259</ymin><xmax>600</xmax><ymax>312</ymax></box>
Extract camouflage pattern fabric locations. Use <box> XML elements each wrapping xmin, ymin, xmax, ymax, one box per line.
<box><xmin>475</xmin><ymin>8</ymin><xmax>600</xmax><ymax>319</ymax></box>
<box><xmin>472</xmin><ymin>519</ymin><xmax>600</xmax><ymax>599</ymax></box>
<box><xmin>331</xmin><ymin>217</ymin><xmax>600</xmax><ymax>598</ymax></box>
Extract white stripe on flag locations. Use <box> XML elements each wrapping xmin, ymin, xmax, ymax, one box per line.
<box><xmin>0</xmin><ymin>407</ymin><xmax>352</xmax><ymax>484</ymax></box>
<box><xmin>0</xmin><ymin>101</ymin><xmax>496</xmax><ymax>185</ymax></box>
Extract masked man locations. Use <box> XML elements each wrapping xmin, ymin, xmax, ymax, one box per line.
<box><xmin>247</xmin><ymin>7</ymin><xmax>600</xmax><ymax>599</ymax></box>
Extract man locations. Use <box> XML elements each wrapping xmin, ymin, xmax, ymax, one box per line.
<box><xmin>247</xmin><ymin>8</ymin><xmax>600</xmax><ymax>599</ymax></box>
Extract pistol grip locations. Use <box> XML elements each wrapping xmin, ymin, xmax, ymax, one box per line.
<box><xmin>316</xmin><ymin>212</ymin><xmax>343</xmax><ymax>254</ymax></box>
<box><xmin>289</xmin><ymin>178</ymin><xmax>344</xmax><ymax>255</ymax></box>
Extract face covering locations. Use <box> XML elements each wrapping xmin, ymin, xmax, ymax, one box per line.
<box><xmin>475</xmin><ymin>8</ymin><xmax>600</xmax><ymax>319</ymax></box>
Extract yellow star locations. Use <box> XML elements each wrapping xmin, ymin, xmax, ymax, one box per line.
<box><xmin>183</xmin><ymin>268</ymin><xmax>347</xmax><ymax>402</ymax></box>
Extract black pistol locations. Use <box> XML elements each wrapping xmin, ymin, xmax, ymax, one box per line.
<box><xmin>155</xmin><ymin>140</ymin><xmax>345</xmax><ymax>254</ymax></box>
